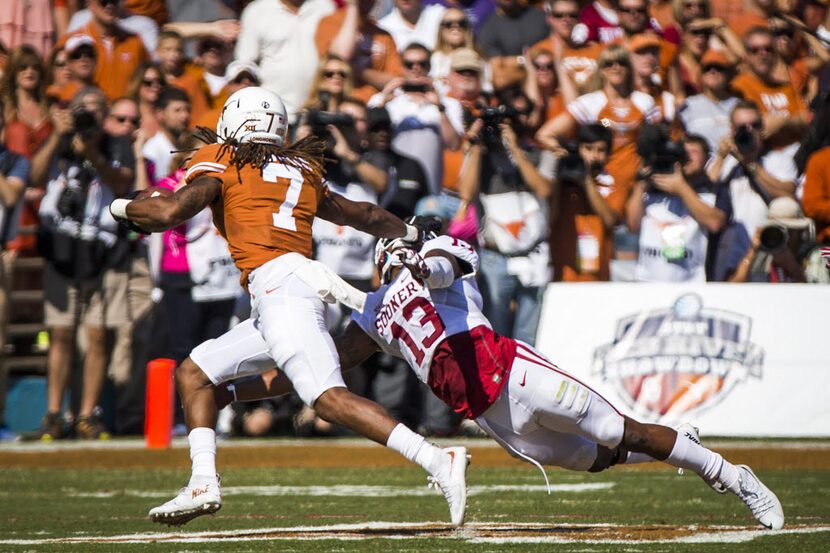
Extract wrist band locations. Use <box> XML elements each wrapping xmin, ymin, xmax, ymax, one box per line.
<box><xmin>110</xmin><ymin>199</ymin><xmax>132</xmax><ymax>219</ymax></box>
<box><xmin>404</xmin><ymin>224</ymin><xmax>419</xmax><ymax>242</ymax></box>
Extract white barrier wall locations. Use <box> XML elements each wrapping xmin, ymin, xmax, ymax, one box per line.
<box><xmin>535</xmin><ymin>283</ymin><xmax>830</xmax><ymax>437</ymax></box>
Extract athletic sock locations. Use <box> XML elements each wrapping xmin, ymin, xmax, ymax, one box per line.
<box><xmin>665</xmin><ymin>432</ymin><xmax>740</xmax><ymax>491</ymax></box>
<box><xmin>386</xmin><ymin>423</ymin><xmax>444</xmax><ymax>474</ymax></box>
<box><xmin>188</xmin><ymin>427</ymin><xmax>217</xmax><ymax>481</ymax></box>
<box><xmin>624</xmin><ymin>451</ymin><xmax>656</xmax><ymax>464</ymax></box>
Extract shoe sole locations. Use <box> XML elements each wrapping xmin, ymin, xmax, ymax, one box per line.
<box><xmin>149</xmin><ymin>502</ymin><xmax>222</xmax><ymax>526</ymax></box>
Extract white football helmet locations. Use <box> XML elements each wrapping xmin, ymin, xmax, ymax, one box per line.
<box><xmin>216</xmin><ymin>87</ymin><xmax>288</xmax><ymax>146</ymax></box>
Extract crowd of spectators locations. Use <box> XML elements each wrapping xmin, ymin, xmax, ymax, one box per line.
<box><xmin>0</xmin><ymin>0</ymin><xmax>829</xmax><ymax>442</ymax></box>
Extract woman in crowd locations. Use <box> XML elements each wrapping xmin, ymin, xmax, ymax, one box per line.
<box><xmin>430</xmin><ymin>8</ymin><xmax>491</xmax><ymax>95</ymax></box>
<box><xmin>798</xmin><ymin>93</ymin><xmax>830</xmax><ymax>245</ymax></box>
<box><xmin>523</xmin><ymin>47</ymin><xmax>571</xmax><ymax>132</ymax></box>
<box><xmin>0</xmin><ymin>45</ymin><xmax>52</xmax><ymax>255</ymax></box>
<box><xmin>45</xmin><ymin>47</ymin><xmax>70</xmax><ymax>93</ymax></box>
<box><xmin>127</xmin><ymin>62</ymin><xmax>167</xmax><ymax>139</ymax></box>
<box><xmin>537</xmin><ymin>45</ymin><xmax>658</xmax><ymax>193</ymax></box>
<box><xmin>300</xmin><ymin>55</ymin><xmax>354</xmax><ymax>116</ymax></box>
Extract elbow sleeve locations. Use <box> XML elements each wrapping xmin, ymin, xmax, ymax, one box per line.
<box><xmin>424</xmin><ymin>256</ymin><xmax>455</xmax><ymax>288</ymax></box>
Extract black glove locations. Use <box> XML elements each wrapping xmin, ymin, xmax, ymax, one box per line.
<box><xmin>406</xmin><ymin>215</ymin><xmax>442</xmax><ymax>243</ymax></box>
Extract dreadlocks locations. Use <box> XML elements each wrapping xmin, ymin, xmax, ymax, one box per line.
<box><xmin>190</xmin><ymin>126</ymin><xmax>327</xmax><ymax>183</ymax></box>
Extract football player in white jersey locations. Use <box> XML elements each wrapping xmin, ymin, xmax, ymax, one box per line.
<box><xmin>210</xmin><ymin>230</ymin><xmax>784</xmax><ymax>531</ymax></box>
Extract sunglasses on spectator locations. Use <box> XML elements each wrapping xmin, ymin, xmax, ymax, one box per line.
<box><xmin>683</xmin><ymin>1</ymin><xmax>706</xmax><ymax>7</ymax></box>
<box><xmin>112</xmin><ymin>115</ymin><xmax>140</xmax><ymax>125</ymax></box>
<box><xmin>142</xmin><ymin>78</ymin><xmax>162</xmax><ymax>87</ymax></box>
<box><xmin>19</xmin><ymin>63</ymin><xmax>41</xmax><ymax>71</ymax></box>
<box><xmin>441</xmin><ymin>19</ymin><xmax>469</xmax><ymax>29</ymax></box>
<box><xmin>702</xmin><ymin>64</ymin><xmax>729</xmax><ymax>73</ymax></box>
<box><xmin>747</xmin><ymin>44</ymin><xmax>774</xmax><ymax>54</ymax></box>
<box><xmin>69</xmin><ymin>49</ymin><xmax>95</xmax><ymax>60</ymax></box>
<box><xmin>534</xmin><ymin>61</ymin><xmax>555</xmax><ymax>70</ymax></box>
<box><xmin>403</xmin><ymin>59</ymin><xmax>430</xmax><ymax>69</ymax></box>
<box><xmin>323</xmin><ymin>70</ymin><xmax>348</xmax><ymax>78</ymax></box>
<box><xmin>773</xmin><ymin>28</ymin><xmax>794</xmax><ymax>38</ymax></box>
<box><xmin>690</xmin><ymin>28</ymin><xmax>711</xmax><ymax>36</ymax></box>
<box><xmin>619</xmin><ymin>7</ymin><xmax>647</xmax><ymax>15</ymax></box>
<box><xmin>98</xmin><ymin>0</ymin><xmax>119</xmax><ymax>6</ymax></box>
<box><xmin>601</xmin><ymin>59</ymin><xmax>630</xmax><ymax>68</ymax></box>
<box><xmin>551</xmin><ymin>11</ymin><xmax>579</xmax><ymax>18</ymax></box>
<box><xmin>739</xmin><ymin>121</ymin><xmax>764</xmax><ymax>130</ymax></box>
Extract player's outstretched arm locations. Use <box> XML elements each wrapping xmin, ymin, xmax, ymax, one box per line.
<box><xmin>111</xmin><ymin>176</ymin><xmax>223</xmax><ymax>232</ymax></box>
<box><xmin>317</xmin><ymin>191</ymin><xmax>415</xmax><ymax>240</ymax></box>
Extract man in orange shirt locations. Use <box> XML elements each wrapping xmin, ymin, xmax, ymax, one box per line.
<box><xmin>56</xmin><ymin>0</ymin><xmax>149</xmax><ymax>101</ymax></box>
<box><xmin>47</xmin><ymin>35</ymin><xmax>97</xmax><ymax>104</ymax></box>
<box><xmin>110</xmin><ymin>87</ymin><xmax>469</xmax><ymax>528</ymax></box>
<box><xmin>155</xmin><ymin>31</ymin><xmax>211</xmax><ymax>123</ymax></box>
<box><xmin>731</xmin><ymin>27</ymin><xmax>808</xmax><ymax>142</ymax></box>
<box><xmin>529</xmin><ymin>0</ymin><xmax>604</xmax><ymax>95</ymax></box>
<box><xmin>316</xmin><ymin>0</ymin><xmax>404</xmax><ymax>104</ymax></box>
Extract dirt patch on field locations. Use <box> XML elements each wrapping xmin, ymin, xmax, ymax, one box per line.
<box><xmin>0</xmin><ymin>443</ymin><xmax>828</xmax><ymax>470</ymax></box>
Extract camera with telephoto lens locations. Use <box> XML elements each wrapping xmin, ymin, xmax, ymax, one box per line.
<box><xmin>478</xmin><ymin>104</ymin><xmax>520</xmax><ymax>146</ymax></box>
<box><xmin>759</xmin><ymin>223</ymin><xmax>789</xmax><ymax>253</ymax></box>
<box><xmin>558</xmin><ymin>140</ymin><xmax>586</xmax><ymax>186</ymax></box>
<box><xmin>637</xmin><ymin>124</ymin><xmax>687</xmax><ymax>175</ymax></box>
<box><xmin>57</xmin><ymin>165</ymin><xmax>95</xmax><ymax>221</ymax></box>
<box><xmin>72</xmin><ymin>108</ymin><xmax>98</xmax><ymax>140</ymax></box>
<box><xmin>734</xmin><ymin>125</ymin><xmax>756</xmax><ymax>153</ymax></box>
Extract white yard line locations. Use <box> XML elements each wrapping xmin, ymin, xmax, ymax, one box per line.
<box><xmin>0</xmin><ymin>522</ymin><xmax>827</xmax><ymax>546</ymax></box>
<box><xmin>2</xmin><ymin>437</ymin><xmax>829</xmax><ymax>453</ymax></box>
<box><xmin>68</xmin><ymin>482</ymin><xmax>614</xmax><ymax>499</ymax></box>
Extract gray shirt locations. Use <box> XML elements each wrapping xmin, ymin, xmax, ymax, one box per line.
<box><xmin>678</xmin><ymin>94</ymin><xmax>739</xmax><ymax>157</ymax></box>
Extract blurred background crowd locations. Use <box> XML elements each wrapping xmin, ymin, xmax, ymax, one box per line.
<box><xmin>0</xmin><ymin>0</ymin><xmax>828</xmax><ymax>443</ymax></box>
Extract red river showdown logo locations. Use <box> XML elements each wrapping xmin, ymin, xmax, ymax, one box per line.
<box><xmin>592</xmin><ymin>294</ymin><xmax>764</xmax><ymax>422</ymax></box>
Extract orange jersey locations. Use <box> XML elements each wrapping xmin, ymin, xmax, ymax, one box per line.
<box><xmin>730</xmin><ymin>72</ymin><xmax>808</xmax><ymax>119</ymax></box>
<box><xmin>184</xmin><ymin>143</ymin><xmax>329</xmax><ymax>286</ymax></box>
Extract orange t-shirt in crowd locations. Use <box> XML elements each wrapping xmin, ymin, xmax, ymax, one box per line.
<box><xmin>124</xmin><ymin>0</ymin><xmax>169</xmax><ymax>26</ymax></box>
<box><xmin>727</xmin><ymin>11</ymin><xmax>768</xmax><ymax>40</ymax></box>
<box><xmin>550</xmin><ymin>173</ymin><xmax>627</xmax><ymax>282</ymax></box>
<box><xmin>184</xmin><ymin>143</ymin><xmax>329</xmax><ymax>286</ymax></box>
<box><xmin>315</xmin><ymin>10</ymin><xmax>403</xmax><ymax>104</ymax></box>
<box><xmin>730</xmin><ymin>71</ymin><xmax>808</xmax><ymax>118</ymax></box>
<box><xmin>567</xmin><ymin>90</ymin><xmax>659</xmax><ymax>192</ymax></box>
<box><xmin>46</xmin><ymin>81</ymin><xmax>82</xmax><ymax>104</ymax></box>
<box><xmin>802</xmin><ymin>145</ymin><xmax>830</xmax><ymax>244</ymax></box>
<box><xmin>529</xmin><ymin>38</ymin><xmax>604</xmax><ymax>93</ymax></box>
<box><xmin>545</xmin><ymin>93</ymin><xmax>566</xmax><ymax>122</ymax></box>
<box><xmin>56</xmin><ymin>22</ymin><xmax>149</xmax><ymax>100</ymax></box>
<box><xmin>5</xmin><ymin>118</ymin><xmax>53</xmax><ymax>158</ymax></box>
<box><xmin>167</xmin><ymin>69</ymin><xmax>211</xmax><ymax>123</ymax></box>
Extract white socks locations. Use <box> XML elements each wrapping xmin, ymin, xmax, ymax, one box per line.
<box><xmin>189</xmin><ymin>427</ymin><xmax>217</xmax><ymax>481</ymax></box>
<box><xmin>666</xmin><ymin>431</ymin><xmax>740</xmax><ymax>491</ymax></box>
<box><xmin>386</xmin><ymin>423</ymin><xmax>443</xmax><ymax>474</ymax></box>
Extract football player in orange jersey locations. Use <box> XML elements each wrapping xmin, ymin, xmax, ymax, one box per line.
<box><xmin>109</xmin><ymin>87</ymin><xmax>469</xmax><ymax>527</ymax></box>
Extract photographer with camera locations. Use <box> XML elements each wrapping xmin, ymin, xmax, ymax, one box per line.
<box><xmin>549</xmin><ymin>124</ymin><xmax>620</xmax><ymax>282</ymax></box>
<box><xmin>367</xmin><ymin>42</ymin><xmax>463</xmax><ymax>196</ymax></box>
<box><xmin>728</xmin><ymin>197</ymin><xmax>829</xmax><ymax>283</ymax></box>
<box><xmin>32</xmin><ymin>86</ymin><xmax>136</xmax><ymax>440</ymax></box>
<box><xmin>627</xmin><ymin>130</ymin><xmax>726</xmax><ymax>282</ymax></box>
<box><xmin>706</xmin><ymin>100</ymin><xmax>798</xmax><ymax>281</ymax></box>
<box><xmin>457</xmin><ymin>86</ymin><xmax>554</xmax><ymax>345</ymax></box>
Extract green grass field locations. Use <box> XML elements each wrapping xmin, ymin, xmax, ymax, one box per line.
<box><xmin>0</xmin><ymin>440</ymin><xmax>828</xmax><ymax>552</ymax></box>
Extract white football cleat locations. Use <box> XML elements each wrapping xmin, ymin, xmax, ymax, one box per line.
<box><xmin>676</xmin><ymin>423</ymin><xmax>727</xmax><ymax>494</ymax></box>
<box><xmin>732</xmin><ymin>465</ymin><xmax>784</xmax><ymax>530</ymax></box>
<box><xmin>149</xmin><ymin>474</ymin><xmax>222</xmax><ymax>526</ymax></box>
<box><xmin>427</xmin><ymin>446</ymin><xmax>470</xmax><ymax>526</ymax></box>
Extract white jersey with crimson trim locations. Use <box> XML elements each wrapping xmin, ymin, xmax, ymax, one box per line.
<box><xmin>351</xmin><ymin>236</ymin><xmax>488</xmax><ymax>384</ymax></box>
